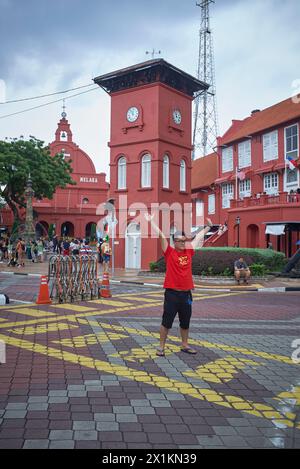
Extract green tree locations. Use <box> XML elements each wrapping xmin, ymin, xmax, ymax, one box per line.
<box><xmin>0</xmin><ymin>136</ymin><xmax>75</xmax><ymax>222</ymax></box>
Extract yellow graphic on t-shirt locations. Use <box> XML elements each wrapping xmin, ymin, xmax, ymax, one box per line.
<box><xmin>178</xmin><ymin>255</ymin><xmax>189</xmax><ymax>267</ymax></box>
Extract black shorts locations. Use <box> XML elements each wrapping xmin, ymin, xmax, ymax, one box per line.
<box><xmin>162</xmin><ymin>289</ymin><xmax>193</xmax><ymax>330</ymax></box>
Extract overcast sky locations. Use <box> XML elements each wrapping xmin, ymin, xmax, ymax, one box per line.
<box><xmin>0</xmin><ymin>0</ymin><xmax>299</xmax><ymax>178</ymax></box>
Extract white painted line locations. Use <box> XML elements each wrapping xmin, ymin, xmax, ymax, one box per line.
<box><xmin>9</xmin><ymin>299</ymin><xmax>32</xmax><ymax>304</ymax></box>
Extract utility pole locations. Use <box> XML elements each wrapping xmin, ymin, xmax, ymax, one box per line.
<box><xmin>193</xmin><ymin>0</ymin><xmax>218</xmax><ymax>160</ymax></box>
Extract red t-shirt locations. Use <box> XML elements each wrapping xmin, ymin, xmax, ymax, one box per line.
<box><xmin>163</xmin><ymin>245</ymin><xmax>195</xmax><ymax>290</ymax></box>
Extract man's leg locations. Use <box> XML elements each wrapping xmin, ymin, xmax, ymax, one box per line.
<box><xmin>235</xmin><ymin>270</ymin><xmax>241</xmax><ymax>284</ymax></box>
<box><xmin>159</xmin><ymin>325</ymin><xmax>169</xmax><ymax>351</ymax></box>
<box><xmin>180</xmin><ymin>327</ymin><xmax>189</xmax><ymax>349</ymax></box>
<box><xmin>158</xmin><ymin>290</ymin><xmax>177</xmax><ymax>355</ymax></box>
<box><xmin>179</xmin><ymin>293</ymin><xmax>196</xmax><ymax>354</ymax></box>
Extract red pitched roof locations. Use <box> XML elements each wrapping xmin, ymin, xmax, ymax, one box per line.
<box><xmin>221</xmin><ymin>96</ymin><xmax>300</xmax><ymax>145</ymax></box>
<box><xmin>191</xmin><ymin>153</ymin><xmax>218</xmax><ymax>190</ymax></box>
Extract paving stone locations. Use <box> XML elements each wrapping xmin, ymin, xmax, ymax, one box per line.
<box><xmin>27</xmin><ymin>396</ymin><xmax>48</xmax><ymax>403</ymax></box>
<box><xmin>48</xmin><ymin>391</ymin><xmax>68</xmax><ymax>397</ymax></box>
<box><xmin>97</xmin><ymin>431</ymin><xmax>123</xmax><ymax>442</ymax></box>
<box><xmin>116</xmin><ymin>414</ymin><xmax>138</xmax><ymax>423</ymax></box>
<box><xmin>5</xmin><ymin>403</ymin><xmax>27</xmax><ymax>410</ymax></box>
<box><xmin>134</xmin><ymin>407</ymin><xmax>156</xmax><ymax>415</ymax></box>
<box><xmin>196</xmin><ymin>435</ymin><xmax>224</xmax><ymax>446</ymax></box>
<box><xmin>150</xmin><ymin>400</ymin><xmax>171</xmax><ymax>408</ymax></box>
<box><xmin>86</xmin><ymin>386</ymin><xmax>104</xmax><ymax>392</ymax></box>
<box><xmin>146</xmin><ymin>393</ymin><xmax>166</xmax><ymax>400</ymax></box>
<box><xmin>23</xmin><ymin>440</ymin><xmax>49</xmax><ymax>449</ymax></box>
<box><xmin>49</xmin><ymin>430</ymin><xmax>74</xmax><ymax>440</ymax></box>
<box><xmin>74</xmin><ymin>430</ymin><xmax>98</xmax><ymax>441</ymax></box>
<box><xmin>123</xmin><ymin>432</ymin><xmax>147</xmax><ymax>443</ymax></box>
<box><xmin>3</xmin><ymin>410</ymin><xmax>27</xmax><ymax>419</ymax></box>
<box><xmin>94</xmin><ymin>413</ymin><xmax>115</xmax><ymax>422</ymax></box>
<box><xmin>73</xmin><ymin>421</ymin><xmax>96</xmax><ymax>430</ymax></box>
<box><xmin>67</xmin><ymin>391</ymin><xmax>87</xmax><ymax>397</ymax></box>
<box><xmin>49</xmin><ymin>440</ymin><xmax>75</xmax><ymax>449</ymax></box>
<box><xmin>220</xmin><ymin>436</ymin><xmax>251</xmax><ymax>448</ymax></box>
<box><xmin>27</xmin><ymin>404</ymin><xmax>49</xmax><ymax>411</ymax></box>
<box><xmin>130</xmin><ymin>399</ymin><xmax>151</xmax><ymax>407</ymax></box>
<box><xmin>76</xmin><ymin>441</ymin><xmax>101</xmax><ymax>449</ymax></box>
<box><xmin>48</xmin><ymin>397</ymin><xmax>69</xmax><ymax>404</ymax></box>
<box><xmin>246</xmin><ymin>437</ymin><xmax>279</xmax><ymax>448</ymax></box>
<box><xmin>113</xmin><ymin>406</ymin><xmax>133</xmax><ymax>414</ymax></box>
<box><xmin>96</xmin><ymin>421</ymin><xmax>120</xmax><ymax>432</ymax></box>
<box><xmin>172</xmin><ymin>434</ymin><xmax>199</xmax><ymax>445</ymax></box>
<box><xmin>213</xmin><ymin>426</ymin><xmax>239</xmax><ymax>436</ymax></box>
<box><xmin>67</xmin><ymin>385</ymin><xmax>86</xmax><ymax>391</ymax></box>
<box><xmin>227</xmin><ymin>418</ymin><xmax>253</xmax><ymax>427</ymax></box>
<box><xmin>0</xmin><ymin>439</ymin><xmax>24</xmax><ymax>449</ymax></box>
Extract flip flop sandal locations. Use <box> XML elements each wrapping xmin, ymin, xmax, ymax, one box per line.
<box><xmin>156</xmin><ymin>349</ymin><xmax>165</xmax><ymax>357</ymax></box>
<box><xmin>181</xmin><ymin>347</ymin><xmax>197</xmax><ymax>355</ymax></box>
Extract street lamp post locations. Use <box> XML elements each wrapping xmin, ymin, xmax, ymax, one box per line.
<box><xmin>236</xmin><ymin>216</ymin><xmax>241</xmax><ymax>248</ymax></box>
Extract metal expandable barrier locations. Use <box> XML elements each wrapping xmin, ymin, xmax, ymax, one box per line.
<box><xmin>48</xmin><ymin>255</ymin><xmax>98</xmax><ymax>303</ymax></box>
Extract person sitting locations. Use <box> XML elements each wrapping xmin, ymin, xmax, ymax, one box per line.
<box><xmin>234</xmin><ymin>257</ymin><xmax>251</xmax><ymax>285</ymax></box>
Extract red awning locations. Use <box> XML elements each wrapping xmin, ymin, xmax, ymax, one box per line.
<box><xmin>254</xmin><ymin>164</ymin><xmax>275</xmax><ymax>175</ymax></box>
<box><xmin>215</xmin><ymin>174</ymin><xmax>233</xmax><ymax>184</ymax></box>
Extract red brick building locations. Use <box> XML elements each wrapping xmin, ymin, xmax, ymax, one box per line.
<box><xmin>94</xmin><ymin>59</ymin><xmax>208</xmax><ymax>269</ymax></box>
<box><xmin>192</xmin><ymin>96</ymin><xmax>300</xmax><ymax>256</ymax></box>
<box><xmin>33</xmin><ymin>112</ymin><xmax>109</xmax><ymax>239</ymax></box>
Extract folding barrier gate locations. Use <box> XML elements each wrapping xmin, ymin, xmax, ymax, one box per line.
<box><xmin>48</xmin><ymin>255</ymin><xmax>98</xmax><ymax>303</ymax></box>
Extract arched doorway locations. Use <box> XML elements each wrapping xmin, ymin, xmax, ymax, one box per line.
<box><xmin>61</xmin><ymin>222</ymin><xmax>74</xmax><ymax>238</ymax></box>
<box><xmin>35</xmin><ymin>221</ymin><xmax>49</xmax><ymax>238</ymax></box>
<box><xmin>85</xmin><ymin>222</ymin><xmax>97</xmax><ymax>240</ymax></box>
<box><xmin>125</xmin><ymin>222</ymin><xmax>141</xmax><ymax>269</ymax></box>
<box><xmin>247</xmin><ymin>224</ymin><xmax>259</xmax><ymax>248</ymax></box>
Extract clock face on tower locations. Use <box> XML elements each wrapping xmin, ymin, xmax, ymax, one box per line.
<box><xmin>126</xmin><ymin>106</ymin><xmax>139</xmax><ymax>123</ymax></box>
<box><xmin>172</xmin><ymin>109</ymin><xmax>182</xmax><ymax>125</ymax></box>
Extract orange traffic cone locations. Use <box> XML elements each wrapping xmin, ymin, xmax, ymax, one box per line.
<box><xmin>100</xmin><ymin>272</ymin><xmax>112</xmax><ymax>298</ymax></box>
<box><xmin>36</xmin><ymin>276</ymin><xmax>52</xmax><ymax>305</ymax></box>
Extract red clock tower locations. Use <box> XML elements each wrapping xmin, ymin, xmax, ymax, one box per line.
<box><xmin>94</xmin><ymin>59</ymin><xmax>208</xmax><ymax>270</ymax></box>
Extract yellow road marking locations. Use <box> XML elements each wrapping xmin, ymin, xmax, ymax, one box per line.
<box><xmin>89</xmin><ymin>299</ymin><xmax>134</xmax><ymax>307</ymax></box>
<box><xmin>2</xmin><ymin>307</ymin><xmax>57</xmax><ymax>318</ymax></box>
<box><xmin>0</xmin><ymin>332</ymin><xmax>296</xmax><ymax>428</ymax></box>
<box><xmin>119</xmin><ymin>296</ymin><xmax>161</xmax><ymax>303</ymax></box>
<box><xmin>183</xmin><ymin>356</ymin><xmax>262</xmax><ymax>384</ymax></box>
<box><xmin>51</xmin><ymin>304</ymin><xmax>96</xmax><ymax>312</ymax></box>
<box><xmin>117</xmin><ymin>291</ymin><xmax>159</xmax><ymax>298</ymax></box>
<box><xmin>275</xmin><ymin>387</ymin><xmax>300</xmax><ymax>405</ymax></box>
<box><xmin>8</xmin><ymin>322</ymin><xmax>78</xmax><ymax>336</ymax></box>
<box><xmin>77</xmin><ymin>320</ymin><xmax>299</xmax><ymax>367</ymax></box>
<box><xmin>110</xmin><ymin>344</ymin><xmax>181</xmax><ymax>363</ymax></box>
<box><xmin>52</xmin><ymin>331</ymin><xmax>128</xmax><ymax>348</ymax></box>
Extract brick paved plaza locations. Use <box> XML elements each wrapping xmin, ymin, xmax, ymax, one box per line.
<box><xmin>0</xmin><ymin>275</ymin><xmax>299</xmax><ymax>449</ymax></box>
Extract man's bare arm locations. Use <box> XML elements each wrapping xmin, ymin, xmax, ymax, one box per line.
<box><xmin>191</xmin><ymin>218</ymin><xmax>213</xmax><ymax>250</ymax></box>
<box><xmin>144</xmin><ymin>213</ymin><xmax>168</xmax><ymax>253</ymax></box>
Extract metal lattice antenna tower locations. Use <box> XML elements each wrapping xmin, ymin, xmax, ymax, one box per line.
<box><xmin>193</xmin><ymin>0</ymin><xmax>218</xmax><ymax>160</ymax></box>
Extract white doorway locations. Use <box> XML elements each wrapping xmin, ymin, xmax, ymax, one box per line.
<box><xmin>125</xmin><ymin>222</ymin><xmax>141</xmax><ymax>269</ymax></box>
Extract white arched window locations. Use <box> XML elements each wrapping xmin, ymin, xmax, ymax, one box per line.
<box><xmin>180</xmin><ymin>159</ymin><xmax>186</xmax><ymax>192</ymax></box>
<box><xmin>141</xmin><ymin>154</ymin><xmax>151</xmax><ymax>188</ymax></box>
<box><xmin>163</xmin><ymin>155</ymin><xmax>169</xmax><ymax>189</ymax></box>
<box><xmin>118</xmin><ymin>156</ymin><xmax>126</xmax><ymax>189</ymax></box>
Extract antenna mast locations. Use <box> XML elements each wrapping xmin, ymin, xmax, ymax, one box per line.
<box><xmin>193</xmin><ymin>0</ymin><xmax>218</xmax><ymax>159</ymax></box>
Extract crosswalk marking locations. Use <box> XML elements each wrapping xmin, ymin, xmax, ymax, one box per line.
<box><xmin>3</xmin><ymin>307</ymin><xmax>57</xmax><ymax>318</ymax></box>
<box><xmin>89</xmin><ymin>299</ymin><xmax>134</xmax><ymax>307</ymax></box>
<box><xmin>8</xmin><ymin>322</ymin><xmax>78</xmax><ymax>336</ymax></box>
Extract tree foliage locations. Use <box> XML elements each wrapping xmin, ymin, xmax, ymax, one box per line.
<box><xmin>0</xmin><ymin>136</ymin><xmax>75</xmax><ymax>221</ymax></box>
